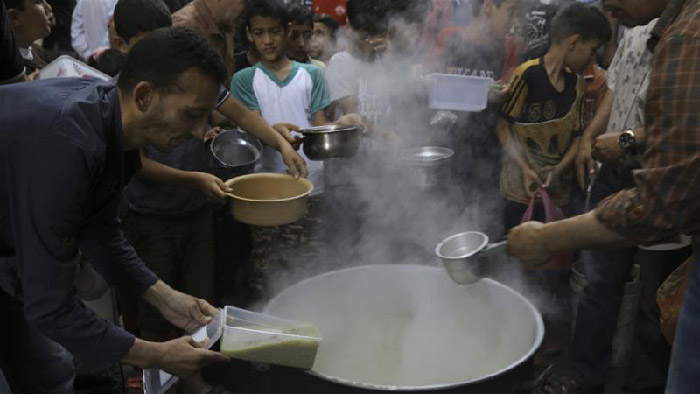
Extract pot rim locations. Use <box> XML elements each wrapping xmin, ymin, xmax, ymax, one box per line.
<box><xmin>225</xmin><ymin>173</ymin><xmax>314</xmax><ymax>203</ymax></box>
<box><xmin>264</xmin><ymin>264</ymin><xmax>545</xmax><ymax>391</ymax></box>
<box><xmin>435</xmin><ymin>231</ymin><xmax>489</xmax><ymax>260</ymax></box>
<box><xmin>404</xmin><ymin>146</ymin><xmax>455</xmax><ymax>165</ymax></box>
<box><xmin>299</xmin><ymin>124</ymin><xmax>362</xmax><ymax>135</ymax></box>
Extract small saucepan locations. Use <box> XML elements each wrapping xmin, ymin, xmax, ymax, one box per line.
<box><xmin>298</xmin><ymin>124</ymin><xmax>363</xmax><ymax>161</ymax></box>
<box><xmin>436</xmin><ymin>231</ymin><xmax>507</xmax><ymax>285</ymax></box>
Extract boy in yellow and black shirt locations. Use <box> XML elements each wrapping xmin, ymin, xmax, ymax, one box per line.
<box><xmin>496</xmin><ymin>2</ymin><xmax>611</xmax><ymax>230</ymax></box>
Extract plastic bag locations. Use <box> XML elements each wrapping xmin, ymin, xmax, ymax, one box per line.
<box><xmin>657</xmin><ymin>255</ymin><xmax>695</xmax><ymax>344</ymax></box>
<box><xmin>521</xmin><ymin>187</ymin><xmax>573</xmax><ymax>269</ymax></box>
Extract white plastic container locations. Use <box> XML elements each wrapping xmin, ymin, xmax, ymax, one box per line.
<box><xmin>428</xmin><ymin>73</ymin><xmax>493</xmax><ymax>112</ymax></box>
<box><xmin>220</xmin><ymin>306</ymin><xmax>321</xmax><ymax>369</ymax></box>
<box><xmin>38</xmin><ymin>55</ymin><xmax>110</xmax><ymax>81</ymax></box>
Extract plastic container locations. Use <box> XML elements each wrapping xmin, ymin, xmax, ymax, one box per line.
<box><xmin>427</xmin><ymin>73</ymin><xmax>493</xmax><ymax>112</ymax></box>
<box><xmin>220</xmin><ymin>306</ymin><xmax>321</xmax><ymax>369</ymax></box>
<box><xmin>38</xmin><ymin>55</ymin><xmax>110</xmax><ymax>81</ymax></box>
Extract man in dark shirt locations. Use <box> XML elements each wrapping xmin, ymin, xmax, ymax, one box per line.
<box><xmin>0</xmin><ymin>27</ymin><xmax>230</xmax><ymax>393</ymax></box>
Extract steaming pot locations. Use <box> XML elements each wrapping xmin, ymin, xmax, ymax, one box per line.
<box><xmin>300</xmin><ymin>125</ymin><xmax>363</xmax><ymax>161</ymax></box>
<box><xmin>215</xmin><ymin>265</ymin><xmax>543</xmax><ymax>393</ymax></box>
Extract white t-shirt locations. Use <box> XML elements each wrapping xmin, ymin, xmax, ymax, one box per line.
<box><xmin>232</xmin><ymin>61</ymin><xmax>330</xmax><ymax>195</ymax></box>
<box><xmin>325</xmin><ymin>51</ymin><xmax>394</xmax><ymax>128</ymax></box>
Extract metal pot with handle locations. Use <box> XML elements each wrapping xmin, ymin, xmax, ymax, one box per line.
<box><xmin>436</xmin><ymin>231</ymin><xmax>507</xmax><ymax>285</ymax></box>
<box><xmin>298</xmin><ymin>124</ymin><xmax>363</xmax><ymax>161</ymax></box>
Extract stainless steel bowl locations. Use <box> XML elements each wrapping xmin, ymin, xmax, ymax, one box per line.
<box><xmin>436</xmin><ymin>231</ymin><xmax>506</xmax><ymax>285</ymax></box>
<box><xmin>404</xmin><ymin>146</ymin><xmax>454</xmax><ymax>190</ymax></box>
<box><xmin>300</xmin><ymin>124</ymin><xmax>362</xmax><ymax>161</ymax></box>
<box><xmin>209</xmin><ymin>129</ymin><xmax>263</xmax><ymax>180</ymax></box>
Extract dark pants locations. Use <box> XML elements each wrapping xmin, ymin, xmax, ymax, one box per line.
<box><xmin>123</xmin><ymin>207</ymin><xmax>214</xmax><ymax>341</ymax></box>
<box><xmin>666</xmin><ymin>240</ymin><xmax>700</xmax><ymax>394</ymax></box>
<box><xmin>0</xmin><ymin>288</ymin><xmax>75</xmax><ymax>394</ymax></box>
<box><xmin>569</xmin><ymin>164</ymin><xmax>690</xmax><ymax>390</ymax></box>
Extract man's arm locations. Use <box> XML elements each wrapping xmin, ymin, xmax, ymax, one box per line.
<box><xmin>576</xmin><ymin>88</ymin><xmax>612</xmax><ymax>190</ymax></box>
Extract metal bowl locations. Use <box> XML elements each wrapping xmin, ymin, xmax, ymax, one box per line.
<box><xmin>403</xmin><ymin>146</ymin><xmax>454</xmax><ymax>189</ymax></box>
<box><xmin>300</xmin><ymin>124</ymin><xmax>362</xmax><ymax>161</ymax></box>
<box><xmin>436</xmin><ymin>232</ymin><xmax>507</xmax><ymax>285</ymax></box>
<box><xmin>211</xmin><ymin>129</ymin><xmax>262</xmax><ymax>168</ymax></box>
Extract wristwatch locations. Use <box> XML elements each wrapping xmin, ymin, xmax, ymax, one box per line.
<box><xmin>619</xmin><ymin>129</ymin><xmax>637</xmax><ymax>152</ymax></box>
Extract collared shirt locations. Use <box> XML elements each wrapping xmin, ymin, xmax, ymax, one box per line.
<box><xmin>605</xmin><ymin>19</ymin><xmax>659</xmax><ymax>135</ymax></box>
<box><xmin>596</xmin><ymin>0</ymin><xmax>700</xmax><ymax>243</ymax></box>
<box><xmin>0</xmin><ymin>78</ymin><xmax>158</xmax><ymax>369</ymax></box>
<box><xmin>172</xmin><ymin>0</ymin><xmax>236</xmax><ymax>82</ymax></box>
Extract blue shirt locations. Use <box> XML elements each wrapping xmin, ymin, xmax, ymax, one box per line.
<box><xmin>0</xmin><ymin>78</ymin><xmax>158</xmax><ymax>369</ymax></box>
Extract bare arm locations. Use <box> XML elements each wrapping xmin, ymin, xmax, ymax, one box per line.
<box><xmin>217</xmin><ymin>97</ymin><xmax>307</xmax><ymax>178</ymax></box>
<box><xmin>136</xmin><ymin>154</ymin><xmax>230</xmax><ymax>200</ymax></box>
<box><xmin>576</xmin><ymin>88</ymin><xmax>612</xmax><ymax>190</ymax></box>
<box><xmin>496</xmin><ymin>117</ymin><xmax>542</xmax><ymax>194</ymax></box>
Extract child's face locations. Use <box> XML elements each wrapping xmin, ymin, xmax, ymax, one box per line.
<box><xmin>287</xmin><ymin>21</ymin><xmax>313</xmax><ymax>62</ymax></box>
<box><xmin>487</xmin><ymin>0</ymin><xmax>517</xmax><ymax>40</ymax></box>
<box><xmin>248</xmin><ymin>16</ymin><xmax>287</xmax><ymax>62</ymax></box>
<box><xmin>11</xmin><ymin>0</ymin><xmax>53</xmax><ymax>44</ymax></box>
<box><xmin>309</xmin><ymin>22</ymin><xmax>333</xmax><ymax>59</ymax></box>
<box><xmin>348</xmin><ymin>28</ymin><xmax>389</xmax><ymax>61</ymax></box>
<box><xmin>565</xmin><ymin>38</ymin><xmax>602</xmax><ymax>74</ymax></box>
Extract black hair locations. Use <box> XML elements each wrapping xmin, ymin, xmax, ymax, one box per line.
<box><xmin>388</xmin><ymin>0</ymin><xmax>430</xmax><ymax>25</ymax></box>
<box><xmin>288</xmin><ymin>4</ymin><xmax>313</xmax><ymax>27</ymax></box>
<box><xmin>87</xmin><ymin>49</ymin><xmax>126</xmax><ymax>77</ymax></box>
<box><xmin>2</xmin><ymin>0</ymin><xmax>24</xmax><ymax>11</ymax></box>
<box><xmin>117</xmin><ymin>27</ymin><xmax>226</xmax><ymax>94</ymax></box>
<box><xmin>244</xmin><ymin>0</ymin><xmax>289</xmax><ymax>31</ymax></box>
<box><xmin>114</xmin><ymin>0</ymin><xmax>172</xmax><ymax>43</ymax></box>
<box><xmin>550</xmin><ymin>2</ymin><xmax>612</xmax><ymax>44</ymax></box>
<box><xmin>312</xmin><ymin>14</ymin><xmax>339</xmax><ymax>42</ymax></box>
<box><xmin>472</xmin><ymin>0</ymin><xmax>503</xmax><ymax>17</ymax></box>
<box><xmin>346</xmin><ymin>0</ymin><xmax>390</xmax><ymax>35</ymax></box>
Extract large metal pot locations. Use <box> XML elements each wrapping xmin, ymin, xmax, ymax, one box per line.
<box><xmin>300</xmin><ymin>125</ymin><xmax>363</xmax><ymax>161</ymax></box>
<box><xmin>403</xmin><ymin>147</ymin><xmax>454</xmax><ymax>190</ymax></box>
<box><xmin>225</xmin><ymin>173</ymin><xmax>313</xmax><ymax>227</ymax></box>
<box><xmin>226</xmin><ymin>265</ymin><xmax>542</xmax><ymax>393</ymax></box>
<box><xmin>209</xmin><ymin>128</ymin><xmax>262</xmax><ymax>180</ymax></box>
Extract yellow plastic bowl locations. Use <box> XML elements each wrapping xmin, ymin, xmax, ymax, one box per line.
<box><xmin>225</xmin><ymin>173</ymin><xmax>314</xmax><ymax>227</ymax></box>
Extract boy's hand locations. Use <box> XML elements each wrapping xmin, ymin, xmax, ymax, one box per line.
<box><xmin>521</xmin><ymin>166</ymin><xmax>542</xmax><ymax>197</ymax></box>
<box><xmin>488</xmin><ymin>81</ymin><xmax>510</xmax><ymax>103</ymax></box>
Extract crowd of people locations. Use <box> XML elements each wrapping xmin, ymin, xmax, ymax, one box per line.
<box><xmin>0</xmin><ymin>0</ymin><xmax>698</xmax><ymax>393</ymax></box>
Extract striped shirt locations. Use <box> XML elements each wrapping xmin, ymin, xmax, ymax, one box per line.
<box><xmin>596</xmin><ymin>0</ymin><xmax>700</xmax><ymax>242</ymax></box>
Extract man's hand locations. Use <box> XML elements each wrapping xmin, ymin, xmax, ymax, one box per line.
<box><xmin>521</xmin><ymin>166</ymin><xmax>542</xmax><ymax>197</ymax></box>
<box><xmin>144</xmin><ymin>281</ymin><xmax>220</xmax><ymax>332</ymax></box>
<box><xmin>592</xmin><ymin>133</ymin><xmax>625</xmax><ymax>163</ymax></box>
<box><xmin>124</xmin><ymin>337</ymin><xmax>229</xmax><ymax>378</ymax></box>
<box><xmin>190</xmin><ymin>172</ymin><xmax>232</xmax><ymax>201</ymax></box>
<box><xmin>507</xmin><ymin>221</ymin><xmax>552</xmax><ymax>269</ymax></box>
<box><xmin>576</xmin><ymin>137</ymin><xmax>598</xmax><ymax>191</ymax></box>
<box><xmin>336</xmin><ymin>113</ymin><xmax>365</xmax><ymax>128</ymax></box>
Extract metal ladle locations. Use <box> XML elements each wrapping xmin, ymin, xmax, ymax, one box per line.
<box><xmin>436</xmin><ymin>231</ymin><xmax>507</xmax><ymax>285</ymax></box>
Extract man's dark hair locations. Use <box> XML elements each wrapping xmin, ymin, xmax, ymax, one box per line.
<box><xmin>114</xmin><ymin>0</ymin><xmax>172</xmax><ymax>42</ymax></box>
<box><xmin>313</xmin><ymin>14</ymin><xmax>339</xmax><ymax>42</ymax></box>
<box><xmin>87</xmin><ymin>49</ymin><xmax>126</xmax><ymax>77</ymax></box>
<box><xmin>550</xmin><ymin>2</ymin><xmax>612</xmax><ymax>44</ymax></box>
<box><xmin>2</xmin><ymin>0</ymin><xmax>24</xmax><ymax>11</ymax></box>
<box><xmin>288</xmin><ymin>4</ymin><xmax>312</xmax><ymax>27</ymax></box>
<box><xmin>472</xmin><ymin>0</ymin><xmax>503</xmax><ymax>17</ymax></box>
<box><xmin>117</xmin><ymin>27</ymin><xmax>226</xmax><ymax>93</ymax></box>
<box><xmin>346</xmin><ymin>0</ymin><xmax>390</xmax><ymax>35</ymax></box>
<box><xmin>244</xmin><ymin>0</ymin><xmax>289</xmax><ymax>31</ymax></box>
<box><xmin>388</xmin><ymin>0</ymin><xmax>430</xmax><ymax>24</ymax></box>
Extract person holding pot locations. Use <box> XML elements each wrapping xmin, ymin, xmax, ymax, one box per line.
<box><xmin>507</xmin><ymin>0</ymin><xmax>700</xmax><ymax>392</ymax></box>
<box><xmin>0</xmin><ymin>27</ymin><xmax>230</xmax><ymax>393</ymax></box>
